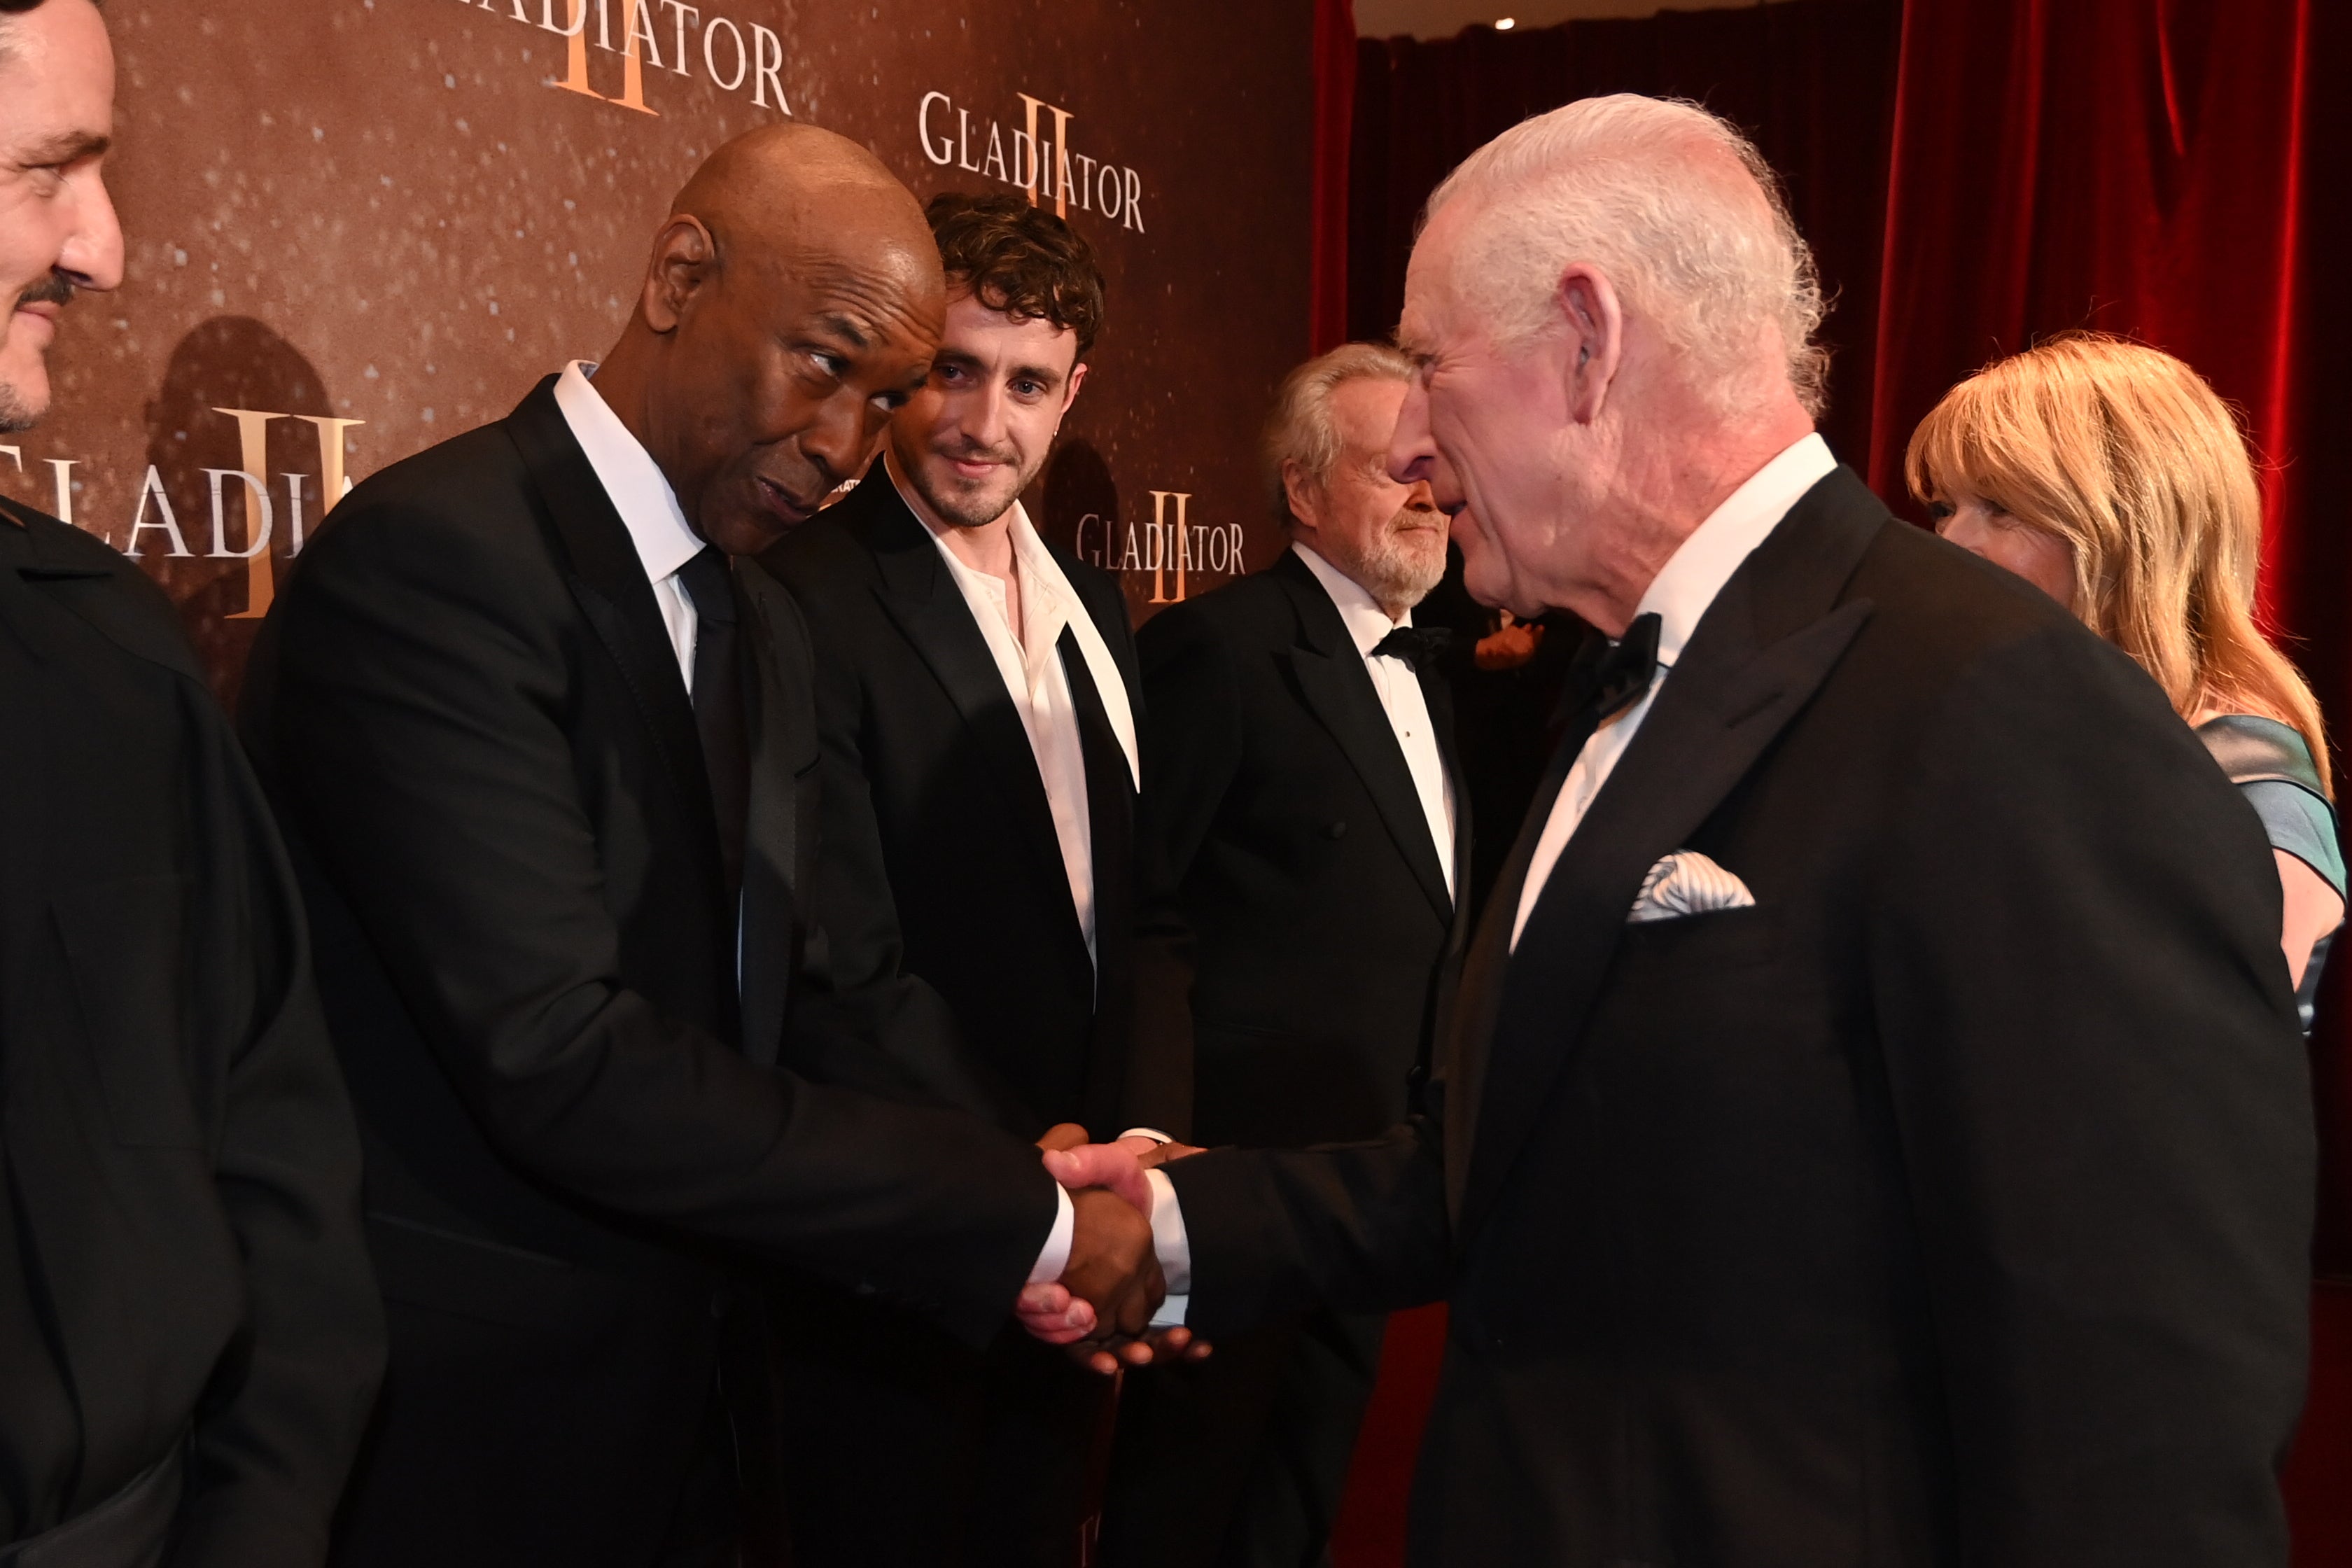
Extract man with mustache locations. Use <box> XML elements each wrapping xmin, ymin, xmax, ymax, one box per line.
<box><xmin>242</xmin><ymin>132</ymin><xmax>1164</xmax><ymax>1568</ymax></box>
<box><xmin>762</xmin><ymin>190</ymin><xmax>1188</xmax><ymax>1565</ymax></box>
<box><xmin>1098</xmin><ymin>344</ymin><xmax>1469</xmax><ymax>1568</ymax></box>
<box><xmin>0</xmin><ymin>1</ymin><xmax>384</xmax><ymax>1564</ymax></box>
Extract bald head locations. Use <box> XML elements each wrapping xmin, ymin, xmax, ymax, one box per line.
<box><xmin>673</xmin><ymin>122</ymin><xmax>925</xmax><ymax>273</ymax></box>
<box><xmin>587</xmin><ymin>123</ymin><xmax>947</xmax><ymax>556</ymax></box>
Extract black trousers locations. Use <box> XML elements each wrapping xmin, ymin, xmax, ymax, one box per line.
<box><xmin>330</xmin><ymin>1252</ymin><xmax>740</xmax><ymax>1568</ymax></box>
<box><xmin>764</xmin><ymin>1275</ymin><xmax>1110</xmax><ymax>1568</ymax></box>
<box><xmin>1099</xmin><ymin>1310</ymin><xmax>1385</xmax><ymax>1568</ymax></box>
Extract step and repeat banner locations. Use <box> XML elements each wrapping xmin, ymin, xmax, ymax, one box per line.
<box><xmin>3</xmin><ymin>0</ymin><xmax>1314</xmax><ymax>697</ymax></box>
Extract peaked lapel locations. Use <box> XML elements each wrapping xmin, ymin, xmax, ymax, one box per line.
<box><xmin>1274</xmin><ymin>551</ymin><xmax>1455</xmax><ymax>922</ymax></box>
<box><xmin>500</xmin><ymin>377</ymin><xmax>727</xmax><ymax>924</ymax></box>
<box><xmin>1450</xmin><ymin>471</ymin><xmax>1886</xmax><ymax>1238</ymax></box>
<box><xmin>850</xmin><ymin>476</ymin><xmax>1084</xmax><ymax>939</ymax></box>
<box><xmin>736</xmin><ymin>564</ymin><xmax>816</xmax><ymax>1066</ymax></box>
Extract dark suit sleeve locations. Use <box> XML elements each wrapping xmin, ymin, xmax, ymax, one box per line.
<box><xmin>1107</xmin><ymin>592</ymin><xmax>1194</xmax><ymax>1138</ymax></box>
<box><xmin>1163</xmin><ymin>1121</ymin><xmax>1452</xmax><ymax>1338</ymax></box>
<box><xmin>778</xmin><ymin>557</ymin><xmax>1039</xmax><ymax>1133</ymax></box>
<box><xmin>265</xmin><ymin>503</ymin><xmax>1057</xmax><ymax>1345</ymax></box>
<box><xmin>169</xmin><ymin>673</ymin><xmax>385</xmax><ymax>1568</ymax></box>
<box><xmin>1124</xmin><ymin>605</ymin><xmax>1242</xmax><ymax>1142</ymax></box>
<box><xmin>1868</xmin><ymin>624</ymin><xmax>2311</xmax><ymax>1564</ymax></box>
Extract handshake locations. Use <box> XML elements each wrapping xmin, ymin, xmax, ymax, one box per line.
<box><xmin>1016</xmin><ymin>1126</ymin><xmax>1209</xmax><ymax>1376</ymax></box>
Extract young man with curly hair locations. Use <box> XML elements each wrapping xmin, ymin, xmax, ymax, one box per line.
<box><xmin>763</xmin><ymin>192</ymin><xmax>1186</xmax><ymax>1567</ymax></box>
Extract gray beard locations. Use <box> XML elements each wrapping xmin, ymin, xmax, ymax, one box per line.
<box><xmin>1334</xmin><ymin>515</ymin><xmax>1447</xmax><ymax>617</ymax></box>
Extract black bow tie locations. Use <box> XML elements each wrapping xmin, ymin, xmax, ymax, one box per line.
<box><xmin>1561</xmin><ymin>612</ymin><xmax>1662</xmax><ymax>724</ymax></box>
<box><xmin>1371</xmin><ymin>624</ymin><xmax>1453</xmax><ymax>673</ymax></box>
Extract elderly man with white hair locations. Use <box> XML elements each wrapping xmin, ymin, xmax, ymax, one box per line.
<box><xmin>1032</xmin><ymin>94</ymin><xmax>2311</xmax><ymax>1565</ymax></box>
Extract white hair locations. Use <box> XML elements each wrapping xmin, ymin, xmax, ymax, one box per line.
<box><xmin>1423</xmin><ymin>94</ymin><xmax>1828</xmax><ymax>416</ymax></box>
<box><xmin>1261</xmin><ymin>340</ymin><xmax>1414</xmax><ymax>528</ymax></box>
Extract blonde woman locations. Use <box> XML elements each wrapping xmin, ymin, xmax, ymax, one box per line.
<box><xmin>1909</xmin><ymin>332</ymin><xmax>2344</xmax><ymax>1028</ymax></box>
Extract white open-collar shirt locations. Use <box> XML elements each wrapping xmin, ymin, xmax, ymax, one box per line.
<box><xmin>888</xmin><ymin>454</ymin><xmax>1140</xmax><ymax>967</ymax></box>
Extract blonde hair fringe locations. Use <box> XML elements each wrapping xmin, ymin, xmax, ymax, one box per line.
<box><xmin>1906</xmin><ymin>332</ymin><xmax>2330</xmax><ymax>795</ymax></box>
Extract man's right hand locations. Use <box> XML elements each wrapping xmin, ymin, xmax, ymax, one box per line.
<box><xmin>1058</xmin><ymin>1186</ymin><xmax>1164</xmax><ymax>1374</ymax></box>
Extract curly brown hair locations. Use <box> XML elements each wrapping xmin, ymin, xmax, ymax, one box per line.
<box><xmin>925</xmin><ymin>191</ymin><xmax>1105</xmax><ymax>360</ymax></box>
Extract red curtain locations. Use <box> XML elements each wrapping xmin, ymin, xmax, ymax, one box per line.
<box><xmin>1345</xmin><ymin>1</ymin><xmax>1900</xmax><ymax>465</ymax></box>
<box><xmin>1868</xmin><ymin>0</ymin><xmax>2312</xmax><ymax>547</ymax></box>
<box><xmin>1333</xmin><ymin>1</ymin><xmax>2352</xmax><ymax>1559</ymax></box>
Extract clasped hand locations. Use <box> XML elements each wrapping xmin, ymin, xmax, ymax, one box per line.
<box><xmin>1018</xmin><ymin>1125</ymin><xmax>1208</xmax><ymax>1376</ymax></box>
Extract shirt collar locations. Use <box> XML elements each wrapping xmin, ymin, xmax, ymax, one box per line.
<box><xmin>1292</xmin><ymin>542</ymin><xmax>1410</xmax><ymax>658</ymax></box>
<box><xmin>887</xmin><ymin>455</ymin><xmax>1079</xmax><ymax>645</ymax></box>
<box><xmin>1633</xmin><ymin>432</ymin><xmax>1835</xmax><ymax>669</ymax></box>
<box><xmin>552</xmin><ymin>360</ymin><xmax>708</xmax><ymax>586</ymax></box>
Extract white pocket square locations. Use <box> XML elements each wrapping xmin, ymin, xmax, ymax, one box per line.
<box><xmin>1628</xmin><ymin>850</ymin><xmax>1756</xmax><ymax>923</ymax></box>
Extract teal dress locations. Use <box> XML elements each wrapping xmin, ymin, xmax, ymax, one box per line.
<box><xmin>2198</xmin><ymin>714</ymin><xmax>2345</xmax><ymax>1033</ymax></box>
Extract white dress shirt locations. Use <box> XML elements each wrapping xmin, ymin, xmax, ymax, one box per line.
<box><xmin>552</xmin><ymin>368</ymin><xmax>1077</xmax><ymax>1287</ymax></box>
<box><xmin>883</xmin><ymin>458</ymin><xmax>1144</xmax><ymax>1290</ymax></box>
<box><xmin>1144</xmin><ymin>433</ymin><xmax>1837</xmax><ymax>1325</ymax></box>
<box><xmin>552</xmin><ymin>361</ymin><xmax>708</xmax><ymax>688</ymax></box>
<box><xmin>1292</xmin><ymin>542</ymin><xmax>1458</xmax><ymax>897</ymax></box>
<box><xmin>892</xmin><ymin>457</ymin><xmax>1141</xmax><ymax>965</ymax></box>
<box><xmin>1511</xmin><ymin>433</ymin><xmax>1835</xmax><ymax>948</ymax></box>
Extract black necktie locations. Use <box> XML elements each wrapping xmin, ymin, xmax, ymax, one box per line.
<box><xmin>676</xmin><ymin>547</ymin><xmax>748</xmax><ymax>904</ymax></box>
<box><xmin>1558</xmin><ymin>611</ymin><xmax>1662</xmax><ymax>727</ymax></box>
<box><xmin>1371</xmin><ymin>624</ymin><xmax>1454</xmax><ymax>672</ymax></box>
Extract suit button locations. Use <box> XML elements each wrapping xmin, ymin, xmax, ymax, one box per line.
<box><xmin>1326</xmin><ymin>820</ymin><xmax>1348</xmax><ymax>839</ymax></box>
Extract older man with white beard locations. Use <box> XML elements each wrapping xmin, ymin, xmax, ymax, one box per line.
<box><xmin>1032</xmin><ymin>94</ymin><xmax>2310</xmax><ymax>1567</ymax></box>
<box><xmin>1098</xmin><ymin>344</ymin><xmax>1469</xmax><ymax>1568</ymax></box>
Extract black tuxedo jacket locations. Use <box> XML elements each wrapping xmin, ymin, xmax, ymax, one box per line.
<box><xmin>764</xmin><ymin>469</ymin><xmax>1188</xmax><ymax>1139</ymax></box>
<box><xmin>0</xmin><ymin>498</ymin><xmax>381</xmax><ymax>1565</ymax></box>
<box><xmin>1135</xmin><ymin>547</ymin><xmax>1470</xmax><ymax>1146</ymax></box>
<box><xmin>241</xmin><ymin>380</ymin><xmax>1058</xmax><ymax>1567</ymax></box>
<box><xmin>1167</xmin><ymin>470</ymin><xmax>2312</xmax><ymax>1565</ymax></box>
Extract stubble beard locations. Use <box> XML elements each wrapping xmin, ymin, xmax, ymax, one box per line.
<box><xmin>1</xmin><ymin>274</ymin><xmax>72</xmax><ymax>433</ymax></box>
<box><xmin>0</xmin><ymin>383</ymin><xmax>35</xmax><ymax>435</ymax></box>
<box><xmin>907</xmin><ymin>438</ymin><xmax>1044</xmax><ymax>533</ymax></box>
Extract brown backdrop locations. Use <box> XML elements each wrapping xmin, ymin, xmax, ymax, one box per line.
<box><xmin>0</xmin><ymin>0</ymin><xmax>1317</xmax><ymax>699</ymax></box>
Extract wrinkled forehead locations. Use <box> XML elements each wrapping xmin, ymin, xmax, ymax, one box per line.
<box><xmin>736</xmin><ymin>234</ymin><xmax>944</xmax><ymax>347</ymax></box>
<box><xmin>1327</xmin><ymin>374</ymin><xmax>1408</xmax><ymax>454</ymax></box>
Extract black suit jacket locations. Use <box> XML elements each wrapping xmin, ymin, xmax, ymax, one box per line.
<box><xmin>241</xmin><ymin>380</ymin><xmax>1058</xmax><ymax>1566</ymax></box>
<box><xmin>0</xmin><ymin>498</ymin><xmax>382</xmax><ymax>1566</ymax></box>
<box><xmin>764</xmin><ymin>468</ymin><xmax>1187</xmax><ymax>1139</ymax></box>
<box><xmin>1135</xmin><ymin>547</ymin><xmax>1469</xmax><ymax>1146</ymax></box>
<box><xmin>1167</xmin><ymin>469</ymin><xmax>2312</xmax><ymax>1565</ymax></box>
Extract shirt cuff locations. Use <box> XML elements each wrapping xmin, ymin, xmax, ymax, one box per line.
<box><xmin>1027</xmin><ymin>1183</ymin><xmax>1075</xmax><ymax>1286</ymax></box>
<box><xmin>1119</xmin><ymin>1128</ymin><xmax>1174</xmax><ymax>1144</ymax></box>
<box><xmin>1147</xmin><ymin>1165</ymin><xmax>1190</xmax><ymax>1327</ymax></box>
